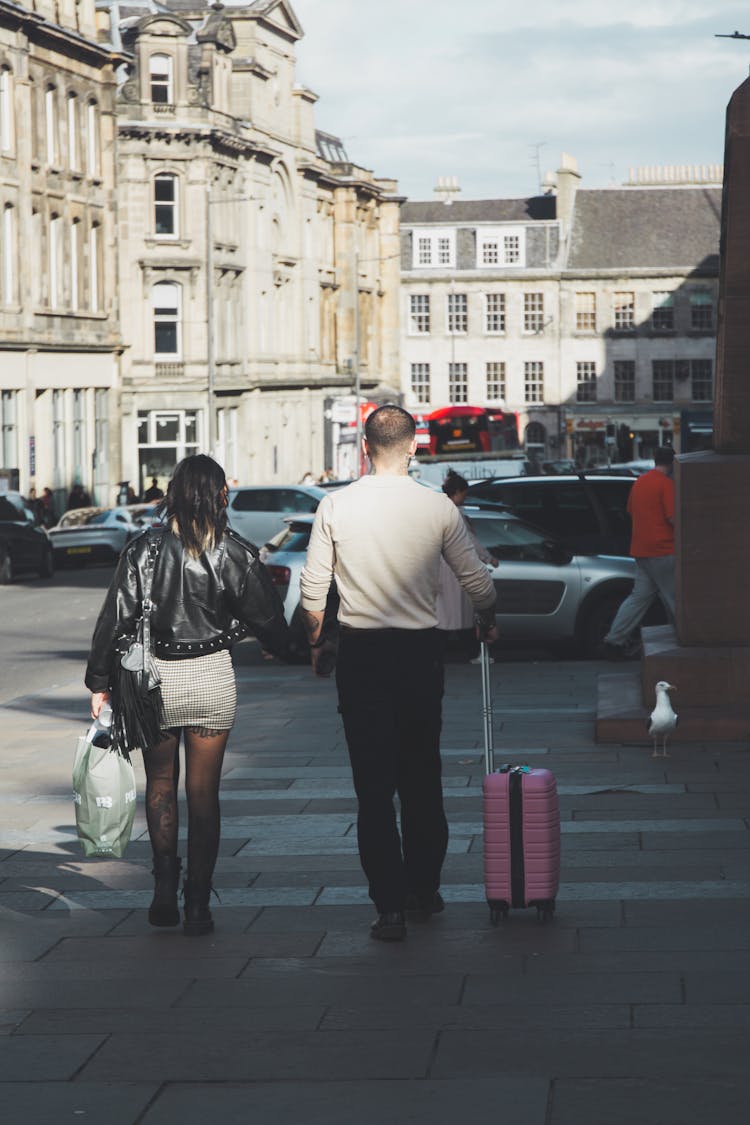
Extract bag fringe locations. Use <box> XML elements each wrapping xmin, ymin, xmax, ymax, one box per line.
<box><xmin>110</xmin><ymin>655</ymin><xmax>163</xmax><ymax>761</ymax></box>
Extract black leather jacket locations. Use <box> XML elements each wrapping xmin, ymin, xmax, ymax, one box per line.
<box><xmin>85</xmin><ymin>526</ymin><xmax>288</xmax><ymax>693</ymax></box>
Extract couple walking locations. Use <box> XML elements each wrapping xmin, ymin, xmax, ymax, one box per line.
<box><xmin>86</xmin><ymin>407</ymin><xmax>497</xmax><ymax>941</ymax></box>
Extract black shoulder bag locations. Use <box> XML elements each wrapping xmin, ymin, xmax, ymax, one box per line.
<box><xmin>110</xmin><ymin>534</ymin><xmax>163</xmax><ymax>760</ymax></box>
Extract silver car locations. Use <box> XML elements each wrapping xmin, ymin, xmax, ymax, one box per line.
<box><xmin>48</xmin><ymin>506</ymin><xmax>152</xmax><ymax>564</ymax></box>
<box><xmin>226</xmin><ymin>485</ymin><xmax>326</xmax><ymax>549</ymax></box>
<box><xmin>261</xmin><ymin>509</ymin><xmax>636</xmax><ymax>659</ymax></box>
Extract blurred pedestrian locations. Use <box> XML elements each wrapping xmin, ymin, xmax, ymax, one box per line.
<box><xmin>86</xmin><ymin>454</ymin><xmax>288</xmax><ymax>936</ymax></box>
<box><xmin>143</xmin><ymin>476</ymin><xmax>164</xmax><ymax>502</ymax></box>
<box><xmin>603</xmin><ymin>445</ymin><xmax>676</xmax><ymax>659</ymax></box>
<box><xmin>300</xmin><ymin>406</ymin><xmax>497</xmax><ymax>942</ymax></box>
<box><xmin>39</xmin><ymin>487</ymin><xmax>55</xmax><ymax>528</ymax></box>
<box><xmin>436</xmin><ymin>469</ymin><xmax>498</xmax><ymax>663</ymax></box>
<box><xmin>66</xmin><ymin>483</ymin><xmax>91</xmax><ymax>510</ymax></box>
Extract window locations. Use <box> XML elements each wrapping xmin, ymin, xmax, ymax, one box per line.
<box><xmin>45</xmin><ymin>86</ymin><xmax>58</xmax><ymax>166</ymax></box>
<box><xmin>524</xmin><ymin>361</ymin><xmax>544</xmax><ymax>404</ymax></box>
<box><xmin>94</xmin><ymin>388</ymin><xmax>109</xmax><ymax>485</ymax></box>
<box><xmin>72</xmin><ymin>389</ymin><xmax>85</xmax><ymax>482</ymax></box>
<box><xmin>652</xmin><ymin>360</ymin><xmax>674</xmax><ymax>402</ymax></box>
<box><xmin>67</xmin><ymin>93</ymin><xmax>79</xmax><ymax>170</ymax></box>
<box><xmin>576</xmin><ymin>361</ymin><xmax>597</xmax><ymax>403</ymax></box>
<box><xmin>86</xmin><ymin>100</ymin><xmax>100</xmax><ymax>177</ymax></box>
<box><xmin>614</xmin><ymin>360</ymin><xmax>635</xmax><ymax>403</ymax></box>
<box><xmin>475</xmin><ymin>228</ymin><xmax>525</xmax><ymax>267</ymax></box>
<box><xmin>154</xmin><ymin>173</ymin><xmax>178</xmax><ymax>237</ymax></box>
<box><xmin>0</xmin><ymin>67</ymin><xmax>12</xmax><ymax>152</ymax></box>
<box><xmin>690</xmin><ymin>290</ymin><xmax>713</xmax><ymax>331</ymax></box>
<box><xmin>89</xmin><ymin>223</ymin><xmax>100</xmax><ymax>312</ymax></box>
<box><xmin>150</xmin><ymin>54</ymin><xmax>173</xmax><ymax>105</ymax></box>
<box><xmin>613</xmin><ymin>292</ymin><xmax>635</xmax><ymax>330</ymax></box>
<box><xmin>523</xmin><ymin>292</ymin><xmax>544</xmax><ymax>333</ymax></box>
<box><xmin>49</xmin><ymin>213</ymin><xmax>62</xmax><ymax>308</ymax></box>
<box><xmin>448</xmin><ymin>362</ymin><xmax>468</xmax><ymax>403</ymax></box>
<box><xmin>691</xmin><ymin>359</ymin><xmax>713</xmax><ymax>402</ymax></box>
<box><xmin>652</xmin><ymin>291</ymin><xmax>674</xmax><ymax>331</ymax></box>
<box><xmin>410</xmin><ymin>363</ymin><xmax>431</xmax><ymax>404</ymax></box>
<box><xmin>411</xmin><ymin>228</ymin><xmax>455</xmax><ymax>268</ymax></box>
<box><xmin>486</xmin><ymin>362</ymin><xmax>506</xmax><ymax>402</ymax></box>
<box><xmin>70</xmin><ymin>218</ymin><xmax>84</xmax><ymax>311</ymax></box>
<box><xmin>485</xmin><ymin>293</ymin><xmax>505</xmax><ymax>333</ymax></box>
<box><xmin>153</xmin><ymin>281</ymin><xmax>181</xmax><ymax>356</ymax></box>
<box><xmin>1</xmin><ymin>389</ymin><xmax>17</xmax><ymax>469</ymax></box>
<box><xmin>447</xmin><ymin>291</ymin><xmax>467</xmax><ymax>334</ymax></box>
<box><xmin>575</xmin><ymin>292</ymin><xmax>596</xmax><ymax>332</ymax></box>
<box><xmin>52</xmin><ymin>388</ymin><xmax>65</xmax><ymax>485</ymax></box>
<box><xmin>408</xmin><ymin>294</ymin><xmax>430</xmax><ymax>334</ymax></box>
<box><xmin>2</xmin><ymin>204</ymin><xmax>14</xmax><ymax>305</ymax></box>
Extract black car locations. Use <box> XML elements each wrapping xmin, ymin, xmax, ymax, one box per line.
<box><xmin>467</xmin><ymin>474</ymin><xmax>635</xmax><ymax>557</ymax></box>
<box><xmin>0</xmin><ymin>492</ymin><xmax>55</xmax><ymax>583</ymax></box>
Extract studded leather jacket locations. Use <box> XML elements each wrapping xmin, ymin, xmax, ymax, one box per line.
<box><xmin>85</xmin><ymin>526</ymin><xmax>288</xmax><ymax>693</ymax></box>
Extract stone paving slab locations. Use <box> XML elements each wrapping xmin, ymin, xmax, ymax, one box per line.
<box><xmin>548</xmin><ymin>1077</ymin><xmax>750</xmax><ymax>1125</ymax></box>
<box><xmin>0</xmin><ymin>1033</ymin><xmax>106</xmax><ymax>1080</ymax></box>
<box><xmin>1</xmin><ymin>1083</ymin><xmax>158</xmax><ymax>1125</ymax></box>
<box><xmin>139</xmin><ymin>1077</ymin><xmax>550</xmax><ymax>1125</ymax></box>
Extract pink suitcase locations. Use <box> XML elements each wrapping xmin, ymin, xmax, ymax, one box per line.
<box><xmin>480</xmin><ymin>644</ymin><xmax>561</xmax><ymax>924</ymax></box>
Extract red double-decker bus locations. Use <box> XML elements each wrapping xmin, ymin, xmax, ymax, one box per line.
<box><xmin>414</xmin><ymin>406</ymin><xmax>519</xmax><ymax>457</ymax></box>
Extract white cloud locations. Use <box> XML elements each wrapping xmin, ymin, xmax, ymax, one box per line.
<box><xmin>291</xmin><ymin>0</ymin><xmax>750</xmax><ymax>198</ymax></box>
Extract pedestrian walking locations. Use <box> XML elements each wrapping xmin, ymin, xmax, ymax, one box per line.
<box><xmin>603</xmin><ymin>445</ymin><xmax>677</xmax><ymax>659</ymax></box>
<box><xmin>436</xmin><ymin>468</ymin><xmax>498</xmax><ymax>663</ymax></box>
<box><xmin>85</xmin><ymin>454</ymin><xmax>288</xmax><ymax>935</ymax></box>
<box><xmin>66</xmin><ymin>483</ymin><xmax>91</xmax><ymax>510</ymax></box>
<box><xmin>299</xmin><ymin>405</ymin><xmax>497</xmax><ymax>942</ymax></box>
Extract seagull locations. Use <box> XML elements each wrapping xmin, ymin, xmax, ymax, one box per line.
<box><xmin>648</xmin><ymin>681</ymin><xmax>677</xmax><ymax>758</ymax></box>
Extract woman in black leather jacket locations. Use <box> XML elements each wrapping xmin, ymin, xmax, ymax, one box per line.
<box><xmin>86</xmin><ymin>455</ymin><xmax>288</xmax><ymax>936</ymax></box>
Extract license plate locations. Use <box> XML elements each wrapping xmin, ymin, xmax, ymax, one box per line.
<box><xmin>67</xmin><ymin>546</ymin><xmax>92</xmax><ymax>555</ymax></box>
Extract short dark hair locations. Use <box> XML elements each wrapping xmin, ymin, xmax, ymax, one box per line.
<box><xmin>654</xmin><ymin>446</ymin><xmax>675</xmax><ymax>467</ymax></box>
<box><xmin>442</xmin><ymin>468</ymin><xmax>469</xmax><ymax>497</ymax></box>
<box><xmin>364</xmin><ymin>405</ymin><xmax>416</xmax><ymax>455</ymax></box>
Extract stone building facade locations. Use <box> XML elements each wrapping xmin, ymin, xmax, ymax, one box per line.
<box><xmin>106</xmin><ymin>0</ymin><xmax>400</xmax><ymax>495</ymax></box>
<box><xmin>400</xmin><ymin>156</ymin><xmax>720</xmax><ymax>464</ymax></box>
<box><xmin>0</xmin><ymin>0</ymin><xmax>121</xmax><ymax>509</ymax></box>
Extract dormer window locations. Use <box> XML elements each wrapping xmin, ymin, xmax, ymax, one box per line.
<box><xmin>150</xmin><ymin>55</ymin><xmax>173</xmax><ymax>106</ymax></box>
<box><xmin>476</xmin><ymin>226</ymin><xmax>526</xmax><ymax>268</ymax></box>
<box><xmin>411</xmin><ymin>228</ymin><xmax>455</xmax><ymax>269</ymax></box>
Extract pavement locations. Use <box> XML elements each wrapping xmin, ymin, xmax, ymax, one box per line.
<box><xmin>1</xmin><ymin>644</ymin><xmax>749</xmax><ymax>1124</ymax></box>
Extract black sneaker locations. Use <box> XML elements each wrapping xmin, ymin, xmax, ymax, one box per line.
<box><xmin>370</xmin><ymin>911</ymin><xmax>406</xmax><ymax>942</ymax></box>
<box><xmin>602</xmin><ymin>641</ymin><xmax>640</xmax><ymax>662</ymax></box>
<box><xmin>405</xmin><ymin>891</ymin><xmax>445</xmax><ymax>923</ymax></box>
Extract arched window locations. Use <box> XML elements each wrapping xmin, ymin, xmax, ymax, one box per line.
<box><xmin>45</xmin><ymin>85</ymin><xmax>58</xmax><ymax>166</ymax></box>
<box><xmin>67</xmin><ymin>92</ymin><xmax>79</xmax><ymax>170</ymax></box>
<box><xmin>149</xmin><ymin>55</ymin><xmax>173</xmax><ymax>105</ymax></box>
<box><xmin>154</xmin><ymin>173</ymin><xmax>178</xmax><ymax>237</ymax></box>
<box><xmin>153</xmin><ymin>281</ymin><xmax>181</xmax><ymax>357</ymax></box>
<box><xmin>86</xmin><ymin>100</ymin><xmax>100</xmax><ymax>177</ymax></box>
<box><xmin>0</xmin><ymin>67</ymin><xmax>13</xmax><ymax>152</ymax></box>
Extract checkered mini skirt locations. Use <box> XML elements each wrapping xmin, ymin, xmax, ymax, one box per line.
<box><xmin>154</xmin><ymin>649</ymin><xmax>237</xmax><ymax>731</ymax></box>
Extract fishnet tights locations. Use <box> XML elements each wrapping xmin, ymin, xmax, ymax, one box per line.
<box><xmin>143</xmin><ymin>726</ymin><xmax>230</xmax><ymax>887</ymax></box>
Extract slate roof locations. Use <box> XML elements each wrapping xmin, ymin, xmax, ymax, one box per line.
<box><xmin>400</xmin><ymin>196</ymin><xmax>556</xmax><ymax>225</ymax></box>
<box><xmin>567</xmin><ymin>187</ymin><xmax>721</xmax><ymax>272</ymax></box>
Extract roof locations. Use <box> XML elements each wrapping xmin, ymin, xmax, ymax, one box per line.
<box><xmin>567</xmin><ymin>187</ymin><xmax>721</xmax><ymax>271</ymax></box>
<box><xmin>400</xmin><ymin>196</ymin><xmax>556</xmax><ymax>225</ymax></box>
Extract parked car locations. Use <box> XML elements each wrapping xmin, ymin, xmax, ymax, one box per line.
<box><xmin>48</xmin><ymin>506</ymin><xmax>149</xmax><ymax>564</ymax></box>
<box><xmin>467</xmin><ymin>508</ymin><xmax>637</xmax><ymax>655</ymax></box>
<box><xmin>468</xmin><ymin>473</ymin><xmax>636</xmax><ymax>557</ymax></box>
<box><xmin>259</xmin><ymin>508</ymin><xmax>637</xmax><ymax>659</ymax></box>
<box><xmin>226</xmin><ymin>485</ymin><xmax>327</xmax><ymax>548</ymax></box>
<box><xmin>0</xmin><ymin>492</ymin><xmax>54</xmax><ymax>583</ymax></box>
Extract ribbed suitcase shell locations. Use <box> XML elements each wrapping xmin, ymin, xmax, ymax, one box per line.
<box><xmin>483</xmin><ymin>767</ymin><xmax>561</xmax><ymax>912</ymax></box>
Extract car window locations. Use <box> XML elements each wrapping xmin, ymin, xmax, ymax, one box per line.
<box><xmin>587</xmin><ymin>479</ymin><xmax>634</xmax><ymax>513</ymax></box>
<box><xmin>231</xmin><ymin>490</ymin><xmax>274</xmax><ymax>512</ymax></box>
<box><xmin>472</xmin><ymin>516</ymin><xmax>552</xmax><ymax>562</ymax></box>
<box><xmin>275</xmin><ymin>490</ymin><xmax>319</xmax><ymax>514</ymax></box>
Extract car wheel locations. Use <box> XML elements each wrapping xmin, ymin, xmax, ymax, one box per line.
<box><xmin>39</xmin><ymin>544</ymin><xmax>55</xmax><ymax>579</ymax></box>
<box><xmin>0</xmin><ymin>546</ymin><xmax>12</xmax><ymax>585</ymax></box>
<box><xmin>577</xmin><ymin>587</ymin><xmax>629</xmax><ymax>657</ymax></box>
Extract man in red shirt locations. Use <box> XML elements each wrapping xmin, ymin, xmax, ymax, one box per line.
<box><xmin>603</xmin><ymin>446</ymin><xmax>676</xmax><ymax>659</ymax></box>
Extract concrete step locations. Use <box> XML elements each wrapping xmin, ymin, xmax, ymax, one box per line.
<box><xmin>596</xmin><ymin>671</ymin><xmax>750</xmax><ymax>743</ymax></box>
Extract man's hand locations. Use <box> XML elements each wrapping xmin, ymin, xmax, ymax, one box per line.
<box><xmin>476</xmin><ymin>624</ymin><xmax>499</xmax><ymax>645</ymax></box>
<box><xmin>310</xmin><ymin>640</ymin><xmax>337</xmax><ymax>678</ymax></box>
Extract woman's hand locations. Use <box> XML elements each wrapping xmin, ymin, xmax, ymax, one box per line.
<box><xmin>90</xmin><ymin>691</ymin><xmax>110</xmax><ymax>720</ymax></box>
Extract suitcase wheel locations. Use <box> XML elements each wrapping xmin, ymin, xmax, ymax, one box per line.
<box><xmin>536</xmin><ymin>901</ymin><xmax>555</xmax><ymax>925</ymax></box>
<box><xmin>489</xmin><ymin>904</ymin><xmax>509</xmax><ymax>926</ymax></box>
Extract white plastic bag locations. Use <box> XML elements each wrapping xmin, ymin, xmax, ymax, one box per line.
<box><xmin>72</xmin><ymin>717</ymin><xmax>137</xmax><ymax>858</ymax></box>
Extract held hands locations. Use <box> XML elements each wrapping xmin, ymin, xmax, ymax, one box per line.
<box><xmin>310</xmin><ymin>640</ymin><xmax>337</xmax><ymax>678</ymax></box>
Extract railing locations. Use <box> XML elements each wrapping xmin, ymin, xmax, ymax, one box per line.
<box><xmin>155</xmin><ymin>363</ymin><xmax>184</xmax><ymax>379</ymax></box>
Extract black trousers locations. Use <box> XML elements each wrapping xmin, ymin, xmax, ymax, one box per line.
<box><xmin>336</xmin><ymin>628</ymin><xmax>448</xmax><ymax>914</ymax></box>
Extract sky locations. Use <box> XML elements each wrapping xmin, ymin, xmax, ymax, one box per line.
<box><xmin>290</xmin><ymin>0</ymin><xmax>750</xmax><ymax>202</ymax></box>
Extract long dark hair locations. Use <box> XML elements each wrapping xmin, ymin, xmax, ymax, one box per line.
<box><xmin>163</xmin><ymin>454</ymin><xmax>227</xmax><ymax>558</ymax></box>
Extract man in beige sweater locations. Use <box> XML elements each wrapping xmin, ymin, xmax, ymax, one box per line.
<box><xmin>300</xmin><ymin>405</ymin><xmax>497</xmax><ymax>941</ymax></box>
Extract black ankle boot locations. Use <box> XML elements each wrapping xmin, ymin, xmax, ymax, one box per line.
<box><xmin>148</xmin><ymin>855</ymin><xmax>182</xmax><ymax>927</ymax></box>
<box><xmin>183</xmin><ymin>876</ymin><xmax>214</xmax><ymax>937</ymax></box>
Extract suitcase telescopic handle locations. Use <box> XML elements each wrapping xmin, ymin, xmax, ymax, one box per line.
<box><xmin>481</xmin><ymin>641</ymin><xmax>495</xmax><ymax>774</ymax></box>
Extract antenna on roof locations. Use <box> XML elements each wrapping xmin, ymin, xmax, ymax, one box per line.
<box><xmin>715</xmin><ymin>30</ymin><xmax>750</xmax><ymax>38</ymax></box>
<box><xmin>529</xmin><ymin>141</ymin><xmax>547</xmax><ymax>194</ymax></box>
<box><xmin>434</xmin><ymin>176</ymin><xmax>461</xmax><ymax>205</ymax></box>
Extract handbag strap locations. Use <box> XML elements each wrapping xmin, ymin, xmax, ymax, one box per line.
<box><xmin>140</xmin><ymin>533</ymin><xmax>160</xmax><ymax>670</ymax></box>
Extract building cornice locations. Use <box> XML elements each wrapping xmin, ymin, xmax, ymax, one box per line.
<box><xmin>0</xmin><ymin>0</ymin><xmax>127</xmax><ymax>69</ymax></box>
